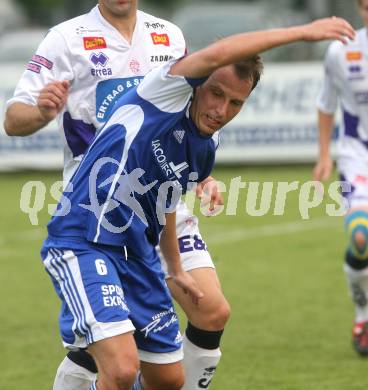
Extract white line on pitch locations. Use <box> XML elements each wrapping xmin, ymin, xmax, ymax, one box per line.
<box><xmin>0</xmin><ymin>218</ymin><xmax>342</xmax><ymax>250</ymax></box>
<box><xmin>205</xmin><ymin>217</ymin><xmax>341</xmax><ymax>246</ymax></box>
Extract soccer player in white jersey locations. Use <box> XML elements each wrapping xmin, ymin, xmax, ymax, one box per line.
<box><xmin>4</xmin><ymin>1</ymin><xmax>230</xmax><ymax>389</ymax></box>
<box><xmin>17</xmin><ymin>14</ymin><xmax>355</xmax><ymax>390</ymax></box>
<box><xmin>314</xmin><ymin>0</ymin><xmax>368</xmax><ymax>356</ymax></box>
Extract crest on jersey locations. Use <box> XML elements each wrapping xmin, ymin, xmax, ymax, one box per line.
<box><xmin>151</xmin><ymin>32</ymin><xmax>170</xmax><ymax>46</ymax></box>
<box><xmin>173</xmin><ymin>130</ymin><xmax>185</xmax><ymax>144</ymax></box>
<box><xmin>84</xmin><ymin>37</ymin><xmax>107</xmax><ymax>50</ymax></box>
<box><xmin>129</xmin><ymin>59</ymin><xmax>141</xmax><ymax>74</ymax></box>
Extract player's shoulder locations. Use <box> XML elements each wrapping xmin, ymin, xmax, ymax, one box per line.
<box><xmin>326</xmin><ymin>39</ymin><xmax>344</xmax><ymax>57</ymax></box>
<box><xmin>327</xmin><ymin>28</ymin><xmax>365</xmax><ymax>57</ymax></box>
<box><xmin>324</xmin><ymin>39</ymin><xmax>348</xmax><ymax>66</ymax></box>
<box><xmin>51</xmin><ymin>15</ymin><xmax>85</xmax><ymax>36</ymax></box>
<box><xmin>137</xmin><ymin>9</ymin><xmax>184</xmax><ymax>39</ymax></box>
<box><xmin>51</xmin><ymin>6</ymin><xmax>101</xmax><ymax>38</ymax></box>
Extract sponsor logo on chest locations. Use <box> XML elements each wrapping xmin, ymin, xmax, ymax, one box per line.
<box><xmin>152</xmin><ymin>139</ymin><xmax>189</xmax><ymax>182</ymax></box>
<box><xmin>76</xmin><ymin>26</ymin><xmax>103</xmax><ymax>35</ymax></box>
<box><xmin>144</xmin><ymin>22</ymin><xmax>166</xmax><ymax>29</ymax></box>
<box><xmin>151</xmin><ymin>54</ymin><xmax>174</xmax><ymax>63</ymax></box>
<box><xmin>151</xmin><ymin>32</ymin><xmax>170</xmax><ymax>46</ymax></box>
<box><xmin>346</xmin><ymin>51</ymin><xmax>362</xmax><ymax>61</ymax></box>
<box><xmin>90</xmin><ymin>52</ymin><xmax>112</xmax><ymax>77</ymax></box>
<box><xmin>84</xmin><ymin>36</ymin><xmax>107</xmax><ymax>50</ymax></box>
<box><xmin>346</xmin><ymin>50</ymin><xmax>366</xmax><ymax>81</ymax></box>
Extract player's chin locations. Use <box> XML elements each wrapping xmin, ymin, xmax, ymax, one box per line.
<box><xmin>199</xmin><ymin>122</ymin><xmax>220</xmax><ymax>136</ymax></box>
<box><xmin>198</xmin><ymin>126</ymin><xmax>216</xmax><ymax>137</ymax></box>
<box><xmin>113</xmin><ymin>1</ymin><xmax>133</xmax><ymax>14</ymax></box>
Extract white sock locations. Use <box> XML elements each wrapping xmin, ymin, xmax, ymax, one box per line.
<box><xmin>53</xmin><ymin>356</ymin><xmax>97</xmax><ymax>390</ymax></box>
<box><xmin>181</xmin><ymin>334</ymin><xmax>221</xmax><ymax>390</ymax></box>
<box><xmin>344</xmin><ymin>263</ymin><xmax>368</xmax><ymax>323</ymax></box>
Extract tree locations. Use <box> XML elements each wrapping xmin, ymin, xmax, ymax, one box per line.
<box><xmin>14</xmin><ymin>0</ymin><xmax>64</xmax><ymax>25</ymax></box>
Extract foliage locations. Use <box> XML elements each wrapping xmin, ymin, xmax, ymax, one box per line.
<box><xmin>14</xmin><ymin>0</ymin><xmax>64</xmax><ymax>24</ymax></box>
<box><xmin>144</xmin><ymin>0</ymin><xmax>182</xmax><ymax>7</ymax></box>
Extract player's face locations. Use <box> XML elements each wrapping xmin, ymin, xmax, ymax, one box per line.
<box><xmin>98</xmin><ymin>0</ymin><xmax>137</xmax><ymax>18</ymax></box>
<box><xmin>190</xmin><ymin>66</ymin><xmax>253</xmax><ymax>136</ymax></box>
<box><xmin>359</xmin><ymin>0</ymin><xmax>368</xmax><ymax>26</ymax></box>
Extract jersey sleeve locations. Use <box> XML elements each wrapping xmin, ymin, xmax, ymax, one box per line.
<box><xmin>166</xmin><ymin>22</ymin><xmax>187</xmax><ymax>58</ymax></box>
<box><xmin>198</xmin><ymin>143</ymin><xmax>216</xmax><ymax>183</ymax></box>
<box><xmin>137</xmin><ymin>60</ymin><xmax>206</xmax><ymax>113</ymax></box>
<box><xmin>6</xmin><ymin>28</ymin><xmax>74</xmax><ymax>108</ymax></box>
<box><xmin>317</xmin><ymin>42</ymin><xmax>340</xmax><ymax>114</ymax></box>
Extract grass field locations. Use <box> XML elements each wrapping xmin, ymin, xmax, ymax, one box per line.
<box><xmin>1</xmin><ymin>165</ymin><xmax>367</xmax><ymax>390</ymax></box>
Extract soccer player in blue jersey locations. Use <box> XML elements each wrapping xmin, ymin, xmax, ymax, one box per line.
<box><xmin>5</xmin><ymin>2</ymin><xmax>229</xmax><ymax>388</ymax></box>
<box><xmin>41</xmin><ymin>16</ymin><xmax>354</xmax><ymax>390</ymax></box>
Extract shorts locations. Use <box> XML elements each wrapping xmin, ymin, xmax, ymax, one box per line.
<box><xmin>338</xmin><ymin>156</ymin><xmax>368</xmax><ymax>211</ymax></box>
<box><xmin>41</xmin><ymin>236</ymin><xmax>183</xmax><ymax>364</ymax></box>
<box><xmin>158</xmin><ymin>201</ymin><xmax>215</xmax><ymax>277</ymax></box>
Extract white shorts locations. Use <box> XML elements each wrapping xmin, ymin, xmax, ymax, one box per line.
<box><xmin>338</xmin><ymin>156</ymin><xmax>368</xmax><ymax>210</ymax></box>
<box><xmin>158</xmin><ymin>201</ymin><xmax>215</xmax><ymax>277</ymax></box>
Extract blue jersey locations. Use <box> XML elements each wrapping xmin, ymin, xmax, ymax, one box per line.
<box><xmin>47</xmin><ymin>61</ymin><xmax>218</xmax><ymax>256</ymax></box>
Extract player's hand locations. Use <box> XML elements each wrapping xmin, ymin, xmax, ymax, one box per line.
<box><xmin>313</xmin><ymin>156</ymin><xmax>334</xmax><ymax>181</ymax></box>
<box><xmin>301</xmin><ymin>17</ymin><xmax>355</xmax><ymax>44</ymax></box>
<box><xmin>37</xmin><ymin>80</ymin><xmax>70</xmax><ymax>123</ymax></box>
<box><xmin>196</xmin><ymin>176</ymin><xmax>224</xmax><ymax>216</ymax></box>
<box><xmin>171</xmin><ymin>270</ymin><xmax>204</xmax><ymax>305</ymax></box>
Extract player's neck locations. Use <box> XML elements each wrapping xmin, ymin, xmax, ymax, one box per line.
<box><xmin>99</xmin><ymin>6</ymin><xmax>137</xmax><ymax>44</ymax></box>
<box><xmin>114</xmin><ymin>18</ymin><xmax>137</xmax><ymax>43</ymax></box>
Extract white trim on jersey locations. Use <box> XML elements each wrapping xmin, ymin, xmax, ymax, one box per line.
<box><xmin>137</xmin><ymin>61</ymin><xmax>193</xmax><ymax>113</ymax></box>
<box><xmin>93</xmin><ymin>105</ymin><xmax>145</xmax><ymax>242</ymax></box>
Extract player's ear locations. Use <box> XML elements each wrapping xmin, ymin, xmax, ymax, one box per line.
<box><xmin>191</xmin><ymin>87</ymin><xmax>197</xmax><ymax>102</ymax></box>
<box><xmin>192</xmin><ymin>85</ymin><xmax>202</xmax><ymax>98</ymax></box>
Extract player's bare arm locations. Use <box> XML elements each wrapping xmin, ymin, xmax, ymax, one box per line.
<box><xmin>4</xmin><ymin>80</ymin><xmax>69</xmax><ymax>136</ymax></box>
<box><xmin>313</xmin><ymin>110</ymin><xmax>335</xmax><ymax>181</ymax></box>
<box><xmin>170</xmin><ymin>17</ymin><xmax>354</xmax><ymax>79</ymax></box>
<box><xmin>196</xmin><ymin>176</ymin><xmax>224</xmax><ymax>213</ymax></box>
<box><xmin>159</xmin><ymin>212</ymin><xmax>204</xmax><ymax>305</ymax></box>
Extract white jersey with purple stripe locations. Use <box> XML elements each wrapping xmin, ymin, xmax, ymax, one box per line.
<box><xmin>47</xmin><ymin>62</ymin><xmax>218</xmax><ymax>256</ymax></box>
<box><xmin>6</xmin><ymin>5</ymin><xmax>186</xmax><ymax>183</ymax></box>
<box><xmin>317</xmin><ymin>28</ymin><xmax>368</xmax><ymax>162</ymax></box>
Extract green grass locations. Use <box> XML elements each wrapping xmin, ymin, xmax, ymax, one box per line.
<box><xmin>0</xmin><ymin>166</ymin><xmax>366</xmax><ymax>390</ymax></box>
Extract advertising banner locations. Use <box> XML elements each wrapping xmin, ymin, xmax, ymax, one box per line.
<box><xmin>0</xmin><ymin>62</ymin><xmax>337</xmax><ymax>170</ymax></box>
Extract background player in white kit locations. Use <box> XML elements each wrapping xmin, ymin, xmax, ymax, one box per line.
<box><xmin>4</xmin><ymin>1</ymin><xmax>229</xmax><ymax>389</ymax></box>
<box><xmin>314</xmin><ymin>0</ymin><xmax>368</xmax><ymax>356</ymax></box>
